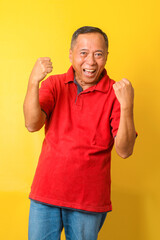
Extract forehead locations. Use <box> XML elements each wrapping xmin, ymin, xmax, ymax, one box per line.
<box><xmin>73</xmin><ymin>33</ymin><xmax>106</xmax><ymax>50</ymax></box>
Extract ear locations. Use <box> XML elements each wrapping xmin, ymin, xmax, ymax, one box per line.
<box><xmin>105</xmin><ymin>51</ymin><xmax>109</xmax><ymax>62</ymax></box>
<box><xmin>69</xmin><ymin>49</ymin><xmax>73</xmax><ymax>63</ymax></box>
<box><xmin>103</xmin><ymin>52</ymin><xmax>108</xmax><ymax>68</ymax></box>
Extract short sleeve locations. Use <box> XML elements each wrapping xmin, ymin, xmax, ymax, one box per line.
<box><xmin>110</xmin><ymin>97</ymin><xmax>120</xmax><ymax>138</ymax></box>
<box><xmin>39</xmin><ymin>76</ymin><xmax>55</xmax><ymax>118</ymax></box>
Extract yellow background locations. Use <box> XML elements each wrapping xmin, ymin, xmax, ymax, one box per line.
<box><xmin>0</xmin><ymin>0</ymin><xmax>159</xmax><ymax>239</ymax></box>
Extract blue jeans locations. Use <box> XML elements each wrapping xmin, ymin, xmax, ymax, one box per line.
<box><xmin>29</xmin><ymin>200</ymin><xmax>107</xmax><ymax>240</ymax></box>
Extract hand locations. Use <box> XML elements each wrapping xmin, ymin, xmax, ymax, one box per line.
<box><xmin>29</xmin><ymin>57</ymin><xmax>53</xmax><ymax>83</ymax></box>
<box><xmin>113</xmin><ymin>78</ymin><xmax>134</xmax><ymax>110</ymax></box>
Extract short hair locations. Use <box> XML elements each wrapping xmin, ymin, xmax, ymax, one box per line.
<box><xmin>71</xmin><ymin>26</ymin><xmax>109</xmax><ymax>50</ymax></box>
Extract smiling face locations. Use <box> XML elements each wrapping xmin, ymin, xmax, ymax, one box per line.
<box><xmin>69</xmin><ymin>32</ymin><xmax>108</xmax><ymax>90</ymax></box>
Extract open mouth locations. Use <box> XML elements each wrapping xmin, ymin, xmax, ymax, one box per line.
<box><xmin>83</xmin><ymin>68</ymin><xmax>96</xmax><ymax>74</ymax></box>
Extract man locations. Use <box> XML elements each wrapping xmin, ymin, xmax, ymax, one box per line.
<box><xmin>23</xmin><ymin>26</ymin><xmax>136</xmax><ymax>240</ymax></box>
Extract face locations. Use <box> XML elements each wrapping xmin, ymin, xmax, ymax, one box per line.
<box><xmin>69</xmin><ymin>32</ymin><xmax>108</xmax><ymax>89</ymax></box>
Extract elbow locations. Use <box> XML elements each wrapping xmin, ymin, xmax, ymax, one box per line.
<box><xmin>115</xmin><ymin>146</ymin><xmax>134</xmax><ymax>159</ymax></box>
<box><xmin>118</xmin><ymin>151</ymin><xmax>133</xmax><ymax>159</ymax></box>
<box><xmin>115</xmin><ymin>138</ymin><xmax>135</xmax><ymax>159</ymax></box>
<box><xmin>25</xmin><ymin>125</ymin><xmax>37</xmax><ymax>133</ymax></box>
<box><xmin>25</xmin><ymin>122</ymin><xmax>40</xmax><ymax>132</ymax></box>
<box><xmin>24</xmin><ymin>116</ymin><xmax>45</xmax><ymax>132</ymax></box>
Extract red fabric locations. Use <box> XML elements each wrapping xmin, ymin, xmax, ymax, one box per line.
<box><xmin>29</xmin><ymin>66</ymin><xmax>120</xmax><ymax>212</ymax></box>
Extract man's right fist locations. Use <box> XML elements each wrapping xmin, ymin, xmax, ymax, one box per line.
<box><xmin>29</xmin><ymin>57</ymin><xmax>53</xmax><ymax>83</ymax></box>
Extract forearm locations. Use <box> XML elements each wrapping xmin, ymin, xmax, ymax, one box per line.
<box><xmin>115</xmin><ymin>106</ymin><xmax>136</xmax><ymax>158</ymax></box>
<box><xmin>23</xmin><ymin>57</ymin><xmax>52</xmax><ymax>132</ymax></box>
<box><xmin>23</xmin><ymin>80</ymin><xmax>45</xmax><ymax>132</ymax></box>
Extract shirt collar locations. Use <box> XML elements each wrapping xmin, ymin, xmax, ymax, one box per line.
<box><xmin>64</xmin><ymin>66</ymin><xmax>75</xmax><ymax>83</ymax></box>
<box><xmin>65</xmin><ymin>66</ymin><xmax>110</xmax><ymax>93</ymax></box>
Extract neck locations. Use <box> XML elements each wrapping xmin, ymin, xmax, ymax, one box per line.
<box><xmin>75</xmin><ymin>74</ymin><xmax>102</xmax><ymax>91</ymax></box>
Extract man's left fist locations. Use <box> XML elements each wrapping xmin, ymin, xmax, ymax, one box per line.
<box><xmin>113</xmin><ymin>78</ymin><xmax>134</xmax><ymax>109</ymax></box>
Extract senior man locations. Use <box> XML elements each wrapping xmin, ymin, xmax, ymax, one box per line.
<box><xmin>23</xmin><ymin>26</ymin><xmax>136</xmax><ymax>240</ymax></box>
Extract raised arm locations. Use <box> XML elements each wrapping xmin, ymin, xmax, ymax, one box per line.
<box><xmin>23</xmin><ymin>57</ymin><xmax>53</xmax><ymax>132</ymax></box>
<box><xmin>113</xmin><ymin>78</ymin><xmax>136</xmax><ymax>159</ymax></box>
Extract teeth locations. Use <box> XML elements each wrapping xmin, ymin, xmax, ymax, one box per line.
<box><xmin>85</xmin><ymin>69</ymin><xmax>95</xmax><ymax>72</ymax></box>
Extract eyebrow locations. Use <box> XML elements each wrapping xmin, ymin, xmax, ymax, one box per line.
<box><xmin>80</xmin><ymin>48</ymin><xmax>88</xmax><ymax>51</ymax></box>
<box><xmin>80</xmin><ymin>49</ymin><xmax>104</xmax><ymax>52</ymax></box>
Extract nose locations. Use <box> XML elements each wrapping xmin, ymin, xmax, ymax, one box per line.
<box><xmin>86</xmin><ymin>53</ymin><xmax>96</xmax><ymax>65</ymax></box>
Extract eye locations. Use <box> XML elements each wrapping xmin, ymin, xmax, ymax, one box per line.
<box><xmin>80</xmin><ymin>51</ymin><xmax>87</xmax><ymax>56</ymax></box>
<box><xmin>95</xmin><ymin>52</ymin><xmax>103</xmax><ymax>58</ymax></box>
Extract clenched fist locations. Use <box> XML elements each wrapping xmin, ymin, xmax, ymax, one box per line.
<box><xmin>113</xmin><ymin>78</ymin><xmax>134</xmax><ymax>110</ymax></box>
<box><xmin>29</xmin><ymin>57</ymin><xmax>53</xmax><ymax>83</ymax></box>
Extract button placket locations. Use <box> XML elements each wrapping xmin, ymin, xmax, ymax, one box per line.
<box><xmin>75</xmin><ymin>94</ymin><xmax>82</xmax><ymax>109</ymax></box>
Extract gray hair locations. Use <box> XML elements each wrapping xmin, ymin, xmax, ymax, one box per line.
<box><xmin>71</xmin><ymin>26</ymin><xmax>109</xmax><ymax>50</ymax></box>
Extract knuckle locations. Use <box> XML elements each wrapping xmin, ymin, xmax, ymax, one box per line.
<box><xmin>41</xmin><ymin>65</ymin><xmax>46</xmax><ymax>72</ymax></box>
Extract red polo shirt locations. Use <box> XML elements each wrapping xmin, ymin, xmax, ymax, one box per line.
<box><xmin>29</xmin><ymin>66</ymin><xmax>120</xmax><ymax>213</ymax></box>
